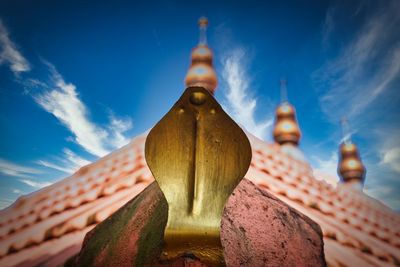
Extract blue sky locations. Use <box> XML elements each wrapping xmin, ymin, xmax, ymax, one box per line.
<box><xmin>0</xmin><ymin>0</ymin><xmax>399</xmax><ymax>210</ymax></box>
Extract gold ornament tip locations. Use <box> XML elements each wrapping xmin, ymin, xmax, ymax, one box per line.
<box><xmin>338</xmin><ymin>142</ymin><xmax>366</xmax><ymax>183</ymax></box>
<box><xmin>198</xmin><ymin>16</ymin><xmax>208</xmax><ymax>27</ymax></box>
<box><xmin>273</xmin><ymin>102</ymin><xmax>301</xmax><ymax>145</ymax></box>
<box><xmin>145</xmin><ymin>86</ymin><xmax>252</xmax><ymax>266</ymax></box>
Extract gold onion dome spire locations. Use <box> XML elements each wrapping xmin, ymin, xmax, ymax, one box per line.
<box><xmin>185</xmin><ymin>17</ymin><xmax>218</xmax><ymax>94</ymax></box>
<box><xmin>273</xmin><ymin>80</ymin><xmax>301</xmax><ymax>145</ymax></box>
<box><xmin>337</xmin><ymin>119</ymin><xmax>366</xmax><ymax>184</ymax></box>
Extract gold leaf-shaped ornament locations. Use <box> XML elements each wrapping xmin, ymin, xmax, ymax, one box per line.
<box><xmin>145</xmin><ymin>87</ymin><xmax>252</xmax><ymax>266</ymax></box>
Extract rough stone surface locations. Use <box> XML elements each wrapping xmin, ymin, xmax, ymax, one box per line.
<box><xmin>221</xmin><ymin>178</ymin><xmax>326</xmax><ymax>267</ymax></box>
<box><xmin>71</xmin><ymin>181</ymin><xmax>209</xmax><ymax>267</ymax></box>
<box><xmin>73</xmin><ymin>179</ymin><xmax>325</xmax><ymax>266</ymax></box>
<box><xmin>72</xmin><ymin>182</ymin><xmax>168</xmax><ymax>267</ymax></box>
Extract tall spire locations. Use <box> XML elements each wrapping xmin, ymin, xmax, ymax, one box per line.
<box><xmin>340</xmin><ymin>117</ymin><xmax>351</xmax><ymax>144</ymax></box>
<box><xmin>185</xmin><ymin>17</ymin><xmax>218</xmax><ymax>94</ymax></box>
<box><xmin>273</xmin><ymin>80</ymin><xmax>301</xmax><ymax>146</ymax></box>
<box><xmin>198</xmin><ymin>16</ymin><xmax>208</xmax><ymax>45</ymax></box>
<box><xmin>280</xmin><ymin>78</ymin><xmax>288</xmax><ymax>103</ymax></box>
<box><xmin>337</xmin><ymin>120</ymin><xmax>366</xmax><ymax>186</ymax></box>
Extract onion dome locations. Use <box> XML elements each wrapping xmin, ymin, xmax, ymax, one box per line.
<box><xmin>190</xmin><ymin>45</ymin><xmax>213</xmax><ymax>65</ymax></box>
<box><xmin>184</xmin><ymin>17</ymin><xmax>218</xmax><ymax>94</ymax></box>
<box><xmin>338</xmin><ymin>142</ymin><xmax>366</xmax><ymax>184</ymax></box>
<box><xmin>273</xmin><ymin>102</ymin><xmax>302</xmax><ymax>145</ymax></box>
<box><xmin>185</xmin><ymin>63</ymin><xmax>217</xmax><ymax>92</ymax></box>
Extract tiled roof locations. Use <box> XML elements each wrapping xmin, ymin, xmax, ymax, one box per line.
<box><xmin>0</xmin><ymin>133</ymin><xmax>399</xmax><ymax>267</ymax></box>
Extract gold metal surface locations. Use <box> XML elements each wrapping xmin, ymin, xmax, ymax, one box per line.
<box><xmin>273</xmin><ymin>102</ymin><xmax>301</xmax><ymax>145</ymax></box>
<box><xmin>184</xmin><ymin>17</ymin><xmax>217</xmax><ymax>94</ymax></box>
<box><xmin>185</xmin><ymin>63</ymin><xmax>218</xmax><ymax>93</ymax></box>
<box><xmin>145</xmin><ymin>87</ymin><xmax>252</xmax><ymax>266</ymax></box>
<box><xmin>198</xmin><ymin>17</ymin><xmax>208</xmax><ymax>27</ymax></box>
<box><xmin>338</xmin><ymin>142</ymin><xmax>366</xmax><ymax>183</ymax></box>
<box><xmin>191</xmin><ymin>45</ymin><xmax>213</xmax><ymax>65</ymax></box>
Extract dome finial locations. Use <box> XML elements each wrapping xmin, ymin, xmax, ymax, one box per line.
<box><xmin>340</xmin><ymin>117</ymin><xmax>351</xmax><ymax>145</ymax></box>
<box><xmin>338</xmin><ymin>121</ymin><xmax>366</xmax><ymax>186</ymax></box>
<box><xmin>198</xmin><ymin>17</ymin><xmax>208</xmax><ymax>45</ymax></box>
<box><xmin>280</xmin><ymin>78</ymin><xmax>288</xmax><ymax>103</ymax></box>
<box><xmin>185</xmin><ymin>17</ymin><xmax>217</xmax><ymax>94</ymax></box>
<box><xmin>273</xmin><ymin>81</ymin><xmax>301</xmax><ymax>146</ymax></box>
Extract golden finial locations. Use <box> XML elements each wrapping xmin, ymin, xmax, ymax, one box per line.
<box><xmin>185</xmin><ymin>63</ymin><xmax>217</xmax><ymax>93</ymax></box>
<box><xmin>198</xmin><ymin>16</ymin><xmax>208</xmax><ymax>46</ymax></box>
<box><xmin>338</xmin><ymin>119</ymin><xmax>366</xmax><ymax>184</ymax></box>
<box><xmin>198</xmin><ymin>16</ymin><xmax>209</xmax><ymax>28</ymax></box>
<box><xmin>145</xmin><ymin>87</ymin><xmax>252</xmax><ymax>266</ymax></box>
<box><xmin>185</xmin><ymin>17</ymin><xmax>218</xmax><ymax>94</ymax></box>
<box><xmin>273</xmin><ymin>80</ymin><xmax>301</xmax><ymax>145</ymax></box>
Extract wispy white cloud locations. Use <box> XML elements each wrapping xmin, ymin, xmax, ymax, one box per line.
<box><xmin>33</xmin><ymin>61</ymin><xmax>133</xmax><ymax>157</ymax></box>
<box><xmin>314</xmin><ymin>1</ymin><xmax>400</xmax><ymax>121</ymax></box>
<box><xmin>339</xmin><ymin>129</ymin><xmax>357</xmax><ymax>145</ymax></box>
<box><xmin>0</xmin><ymin>199</ymin><xmax>14</xmax><ymax>210</ymax></box>
<box><xmin>36</xmin><ymin>160</ymin><xmax>74</xmax><ymax>174</ymax></box>
<box><xmin>62</xmin><ymin>148</ymin><xmax>91</xmax><ymax>168</ymax></box>
<box><xmin>19</xmin><ymin>179</ymin><xmax>51</xmax><ymax>188</ymax></box>
<box><xmin>381</xmin><ymin>147</ymin><xmax>400</xmax><ymax>173</ymax></box>
<box><xmin>37</xmin><ymin>148</ymin><xmax>92</xmax><ymax>174</ymax></box>
<box><xmin>34</xmin><ymin>62</ymin><xmax>109</xmax><ymax>157</ymax></box>
<box><xmin>364</xmin><ymin>184</ymin><xmax>400</xmax><ymax>211</ymax></box>
<box><xmin>377</xmin><ymin>128</ymin><xmax>400</xmax><ymax>174</ymax></box>
<box><xmin>220</xmin><ymin>48</ymin><xmax>272</xmax><ymax>140</ymax></box>
<box><xmin>311</xmin><ymin>152</ymin><xmax>340</xmax><ymax>186</ymax></box>
<box><xmin>0</xmin><ymin>158</ymin><xmax>42</xmax><ymax>178</ymax></box>
<box><xmin>321</xmin><ymin>7</ymin><xmax>335</xmax><ymax>50</ymax></box>
<box><xmin>107</xmin><ymin>113</ymin><xmax>133</xmax><ymax>149</ymax></box>
<box><xmin>12</xmin><ymin>188</ymin><xmax>23</xmax><ymax>194</ymax></box>
<box><xmin>0</xmin><ymin>20</ymin><xmax>30</xmax><ymax>74</ymax></box>
<box><xmin>0</xmin><ymin>158</ymin><xmax>52</xmax><ymax>191</ymax></box>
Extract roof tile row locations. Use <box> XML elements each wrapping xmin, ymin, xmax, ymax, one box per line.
<box><xmin>0</xmin><ymin>133</ymin><xmax>399</xmax><ymax>267</ymax></box>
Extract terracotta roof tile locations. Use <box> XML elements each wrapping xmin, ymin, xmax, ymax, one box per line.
<box><xmin>0</xmin><ymin>225</ymin><xmax>94</xmax><ymax>267</ymax></box>
<box><xmin>0</xmin><ymin>133</ymin><xmax>399</xmax><ymax>266</ymax></box>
